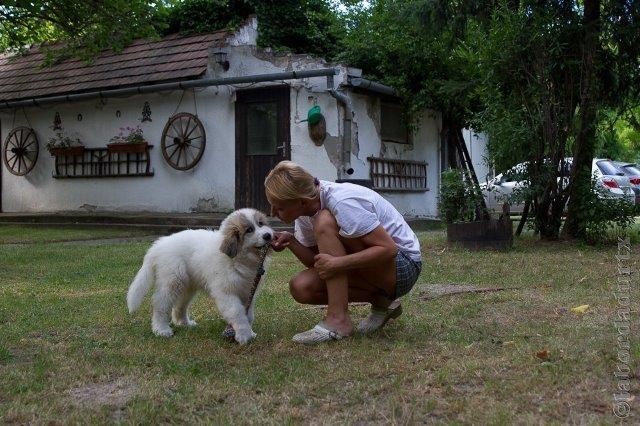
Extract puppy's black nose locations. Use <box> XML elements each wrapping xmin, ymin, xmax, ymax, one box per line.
<box><xmin>263</xmin><ymin>233</ymin><xmax>272</xmax><ymax>241</ymax></box>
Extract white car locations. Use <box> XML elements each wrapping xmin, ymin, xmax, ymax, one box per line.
<box><xmin>613</xmin><ymin>161</ymin><xmax>640</xmax><ymax>205</ymax></box>
<box><xmin>481</xmin><ymin>158</ymin><xmax>635</xmax><ymax>214</ymax></box>
<box><xmin>480</xmin><ymin>162</ymin><xmax>529</xmax><ymax>213</ymax></box>
<box><xmin>592</xmin><ymin>159</ymin><xmax>637</xmax><ymax>204</ymax></box>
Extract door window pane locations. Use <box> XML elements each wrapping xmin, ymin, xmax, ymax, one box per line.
<box><xmin>247</xmin><ymin>102</ymin><xmax>277</xmax><ymax>155</ymax></box>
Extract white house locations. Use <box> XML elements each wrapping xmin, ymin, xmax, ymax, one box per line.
<box><xmin>0</xmin><ymin>17</ymin><xmax>443</xmax><ymax>219</ymax></box>
<box><xmin>463</xmin><ymin>129</ymin><xmax>491</xmax><ymax>183</ymax></box>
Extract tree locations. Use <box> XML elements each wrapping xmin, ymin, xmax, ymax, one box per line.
<box><xmin>159</xmin><ymin>0</ymin><xmax>346</xmax><ymax>61</ymax></box>
<box><xmin>0</xmin><ymin>1</ymin><xmax>163</xmax><ymax>61</ymax></box>
<box><xmin>0</xmin><ymin>1</ymin><xmax>347</xmax><ymax>63</ymax></box>
<box><xmin>563</xmin><ymin>0</ymin><xmax>640</xmax><ymax>239</ymax></box>
<box><xmin>340</xmin><ymin>0</ymin><xmax>640</xmax><ymax>240</ymax></box>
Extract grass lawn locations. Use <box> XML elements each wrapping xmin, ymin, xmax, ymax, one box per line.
<box><xmin>0</xmin><ymin>226</ymin><xmax>638</xmax><ymax>424</ymax></box>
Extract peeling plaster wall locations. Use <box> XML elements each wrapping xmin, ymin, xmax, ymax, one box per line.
<box><xmin>340</xmin><ymin>93</ymin><xmax>441</xmax><ymax>218</ymax></box>
<box><xmin>1</xmin><ymin>23</ymin><xmax>442</xmax><ymax>218</ymax></box>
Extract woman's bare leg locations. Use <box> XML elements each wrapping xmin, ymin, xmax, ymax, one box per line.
<box><xmin>312</xmin><ymin>210</ymin><xmax>353</xmax><ymax>335</ymax></box>
<box><xmin>289</xmin><ymin>269</ymin><xmax>388</xmax><ymax>305</ymax></box>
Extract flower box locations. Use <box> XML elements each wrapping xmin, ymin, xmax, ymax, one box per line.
<box><xmin>49</xmin><ymin>146</ymin><xmax>85</xmax><ymax>157</ymax></box>
<box><xmin>107</xmin><ymin>142</ymin><xmax>149</xmax><ymax>153</ymax></box>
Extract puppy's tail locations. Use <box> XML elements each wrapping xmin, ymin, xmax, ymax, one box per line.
<box><xmin>127</xmin><ymin>258</ymin><xmax>153</xmax><ymax>313</ymax></box>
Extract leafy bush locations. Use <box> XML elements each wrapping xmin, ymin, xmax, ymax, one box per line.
<box><xmin>581</xmin><ymin>186</ymin><xmax>639</xmax><ymax>244</ymax></box>
<box><xmin>439</xmin><ymin>169</ymin><xmax>484</xmax><ymax>223</ymax></box>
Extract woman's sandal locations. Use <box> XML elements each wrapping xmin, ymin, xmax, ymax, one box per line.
<box><xmin>292</xmin><ymin>322</ymin><xmax>349</xmax><ymax>345</ymax></box>
<box><xmin>356</xmin><ymin>300</ymin><xmax>403</xmax><ymax>334</ymax></box>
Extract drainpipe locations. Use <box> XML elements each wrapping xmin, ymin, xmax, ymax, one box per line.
<box><xmin>328</xmin><ymin>89</ymin><xmax>354</xmax><ymax>179</ymax></box>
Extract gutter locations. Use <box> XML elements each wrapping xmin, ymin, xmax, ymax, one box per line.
<box><xmin>346</xmin><ymin>76</ymin><xmax>397</xmax><ymax>98</ymax></box>
<box><xmin>0</xmin><ymin>68</ymin><xmax>339</xmax><ymax>110</ymax></box>
<box><xmin>328</xmin><ymin>89</ymin><xmax>354</xmax><ymax>179</ymax></box>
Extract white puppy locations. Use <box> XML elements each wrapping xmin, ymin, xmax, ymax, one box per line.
<box><xmin>126</xmin><ymin>208</ymin><xmax>274</xmax><ymax>344</ymax></box>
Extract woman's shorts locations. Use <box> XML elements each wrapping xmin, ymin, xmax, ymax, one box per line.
<box><xmin>395</xmin><ymin>250</ymin><xmax>422</xmax><ymax>298</ymax></box>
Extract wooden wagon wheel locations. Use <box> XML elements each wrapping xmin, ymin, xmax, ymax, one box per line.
<box><xmin>161</xmin><ymin>113</ymin><xmax>206</xmax><ymax>170</ymax></box>
<box><xmin>3</xmin><ymin>126</ymin><xmax>39</xmax><ymax>176</ymax></box>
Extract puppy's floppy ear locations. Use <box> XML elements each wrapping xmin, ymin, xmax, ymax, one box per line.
<box><xmin>220</xmin><ymin>225</ymin><xmax>240</xmax><ymax>258</ymax></box>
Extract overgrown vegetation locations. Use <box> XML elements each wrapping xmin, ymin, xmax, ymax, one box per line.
<box><xmin>579</xmin><ymin>185</ymin><xmax>639</xmax><ymax>244</ymax></box>
<box><xmin>339</xmin><ymin>0</ymin><xmax>640</xmax><ymax>241</ymax></box>
<box><xmin>439</xmin><ymin>169</ymin><xmax>483</xmax><ymax>223</ymax></box>
<box><xmin>0</xmin><ymin>0</ymin><xmax>347</xmax><ymax>62</ymax></box>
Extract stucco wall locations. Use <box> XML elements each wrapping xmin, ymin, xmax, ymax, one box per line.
<box><xmin>286</xmin><ymin>89</ymin><xmax>441</xmax><ymax>219</ymax></box>
<box><xmin>463</xmin><ymin>128</ymin><xmax>491</xmax><ymax>182</ymax></box>
<box><xmin>1</xmin><ymin>42</ymin><xmax>442</xmax><ymax>218</ymax></box>
<box><xmin>0</xmin><ymin>88</ymin><xmax>237</xmax><ymax>213</ymax></box>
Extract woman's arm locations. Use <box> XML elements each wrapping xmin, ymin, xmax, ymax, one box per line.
<box><xmin>313</xmin><ymin>225</ymin><xmax>397</xmax><ymax>279</ymax></box>
<box><xmin>271</xmin><ymin>231</ymin><xmax>318</xmax><ymax>268</ymax></box>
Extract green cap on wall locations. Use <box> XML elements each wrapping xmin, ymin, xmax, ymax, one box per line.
<box><xmin>307</xmin><ymin>105</ymin><xmax>323</xmax><ymax>125</ymax></box>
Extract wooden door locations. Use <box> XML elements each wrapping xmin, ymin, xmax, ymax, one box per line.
<box><xmin>235</xmin><ymin>86</ymin><xmax>290</xmax><ymax>213</ymax></box>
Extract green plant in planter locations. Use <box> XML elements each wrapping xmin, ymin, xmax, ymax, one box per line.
<box><xmin>45</xmin><ymin>128</ymin><xmax>83</xmax><ymax>153</ymax></box>
<box><xmin>109</xmin><ymin>125</ymin><xmax>147</xmax><ymax>144</ymax></box>
<box><xmin>439</xmin><ymin>169</ymin><xmax>484</xmax><ymax>223</ymax></box>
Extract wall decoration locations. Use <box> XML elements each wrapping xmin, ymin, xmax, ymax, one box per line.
<box><xmin>53</xmin><ymin>112</ymin><xmax>62</xmax><ymax>130</ymax></box>
<box><xmin>161</xmin><ymin>112</ymin><xmax>206</xmax><ymax>170</ymax></box>
<box><xmin>306</xmin><ymin>105</ymin><xmax>326</xmax><ymax>146</ymax></box>
<box><xmin>141</xmin><ymin>101</ymin><xmax>152</xmax><ymax>122</ymax></box>
<box><xmin>2</xmin><ymin>127</ymin><xmax>39</xmax><ymax>176</ymax></box>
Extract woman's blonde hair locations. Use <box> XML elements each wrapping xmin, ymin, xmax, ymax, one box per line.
<box><xmin>264</xmin><ymin>161</ymin><xmax>318</xmax><ymax>203</ymax></box>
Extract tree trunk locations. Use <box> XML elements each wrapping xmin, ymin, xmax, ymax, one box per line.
<box><xmin>563</xmin><ymin>0</ymin><xmax>601</xmax><ymax>239</ymax></box>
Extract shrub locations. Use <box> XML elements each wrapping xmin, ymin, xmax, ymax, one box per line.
<box><xmin>439</xmin><ymin>169</ymin><xmax>484</xmax><ymax>223</ymax></box>
<box><xmin>581</xmin><ymin>186</ymin><xmax>639</xmax><ymax>244</ymax></box>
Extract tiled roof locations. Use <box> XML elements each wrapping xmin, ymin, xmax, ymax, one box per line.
<box><xmin>0</xmin><ymin>31</ymin><xmax>228</xmax><ymax>103</ymax></box>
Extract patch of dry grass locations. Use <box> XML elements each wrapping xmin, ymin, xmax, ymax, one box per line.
<box><xmin>0</xmin><ymin>227</ymin><xmax>638</xmax><ymax>424</ymax></box>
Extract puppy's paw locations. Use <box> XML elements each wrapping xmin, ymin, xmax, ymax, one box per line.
<box><xmin>174</xmin><ymin>318</ymin><xmax>197</xmax><ymax>327</ymax></box>
<box><xmin>153</xmin><ymin>326</ymin><xmax>174</xmax><ymax>337</ymax></box>
<box><xmin>234</xmin><ymin>329</ymin><xmax>256</xmax><ymax>345</ymax></box>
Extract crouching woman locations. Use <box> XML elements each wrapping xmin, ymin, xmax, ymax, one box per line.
<box><xmin>264</xmin><ymin>161</ymin><xmax>422</xmax><ymax>344</ymax></box>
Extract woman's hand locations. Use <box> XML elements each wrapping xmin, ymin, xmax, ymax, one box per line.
<box><xmin>270</xmin><ymin>231</ymin><xmax>293</xmax><ymax>252</ymax></box>
<box><xmin>313</xmin><ymin>253</ymin><xmax>340</xmax><ymax>279</ymax></box>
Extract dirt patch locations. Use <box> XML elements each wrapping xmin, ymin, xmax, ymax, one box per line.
<box><xmin>68</xmin><ymin>378</ymin><xmax>137</xmax><ymax>408</ymax></box>
<box><xmin>418</xmin><ymin>284</ymin><xmax>507</xmax><ymax>299</ymax></box>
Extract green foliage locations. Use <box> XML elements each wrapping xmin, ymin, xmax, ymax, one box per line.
<box><xmin>596</xmin><ymin>108</ymin><xmax>640</xmax><ymax>162</ymax></box>
<box><xmin>252</xmin><ymin>0</ymin><xmax>346</xmax><ymax>60</ymax></box>
<box><xmin>160</xmin><ymin>0</ymin><xmax>253</xmax><ymax>35</ymax></box>
<box><xmin>158</xmin><ymin>0</ymin><xmax>346</xmax><ymax>60</ymax></box>
<box><xmin>439</xmin><ymin>169</ymin><xmax>483</xmax><ymax>223</ymax></box>
<box><xmin>0</xmin><ymin>1</ymin><xmax>163</xmax><ymax>62</ymax></box>
<box><xmin>581</xmin><ymin>184</ymin><xmax>639</xmax><ymax>244</ymax></box>
<box><xmin>109</xmin><ymin>126</ymin><xmax>147</xmax><ymax>145</ymax></box>
<box><xmin>45</xmin><ymin>128</ymin><xmax>82</xmax><ymax>152</ymax></box>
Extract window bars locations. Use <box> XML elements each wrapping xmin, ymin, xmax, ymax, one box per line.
<box><xmin>367</xmin><ymin>156</ymin><xmax>428</xmax><ymax>192</ymax></box>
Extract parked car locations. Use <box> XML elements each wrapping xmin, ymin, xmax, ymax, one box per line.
<box><xmin>613</xmin><ymin>161</ymin><xmax>640</xmax><ymax>205</ymax></box>
<box><xmin>480</xmin><ymin>162</ymin><xmax>530</xmax><ymax>214</ymax></box>
<box><xmin>592</xmin><ymin>159</ymin><xmax>637</xmax><ymax>204</ymax></box>
<box><xmin>481</xmin><ymin>158</ymin><xmax>636</xmax><ymax>214</ymax></box>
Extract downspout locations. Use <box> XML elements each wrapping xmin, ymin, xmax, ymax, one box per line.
<box><xmin>328</xmin><ymin>89</ymin><xmax>354</xmax><ymax>179</ymax></box>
